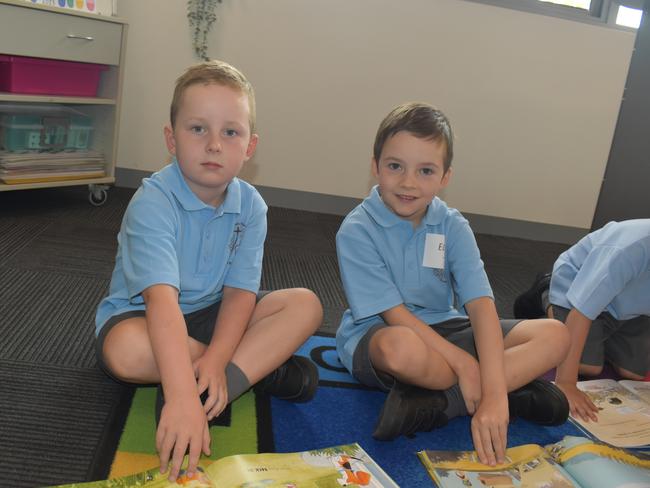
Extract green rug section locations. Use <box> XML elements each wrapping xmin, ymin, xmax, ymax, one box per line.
<box><xmin>117</xmin><ymin>386</ymin><xmax>259</xmax><ymax>459</ymax></box>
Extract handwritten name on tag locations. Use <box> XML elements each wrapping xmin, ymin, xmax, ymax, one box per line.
<box><xmin>423</xmin><ymin>233</ymin><xmax>445</xmax><ymax>269</ymax></box>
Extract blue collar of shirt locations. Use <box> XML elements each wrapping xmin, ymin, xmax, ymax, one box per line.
<box><xmin>361</xmin><ymin>185</ymin><xmax>446</xmax><ymax>228</ymax></box>
<box><xmin>162</xmin><ymin>160</ymin><xmax>242</xmax><ymax>215</ymax></box>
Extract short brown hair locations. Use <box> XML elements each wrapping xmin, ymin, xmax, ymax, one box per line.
<box><xmin>170</xmin><ymin>59</ymin><xmax>256</xmax><ymax>133</ymax></box>
<box><xmin>373</xmin><ymin>102</ymin><xmax>454</xmax><ymax>173</ymax></box>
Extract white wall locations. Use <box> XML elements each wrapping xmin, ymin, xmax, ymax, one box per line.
<box><xmin>115</xmin><ymin>0</ymin><xmax>635</xmax><ymax>229</ymax></box>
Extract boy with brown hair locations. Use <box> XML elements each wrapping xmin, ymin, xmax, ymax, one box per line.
<box><xmin>95</xmin><ymin>60</ymin><xmax>322</xmax><ymax>481</ymax></box>
<box><xmin>336</xmin><ymin>102</ymin><xmax>570</xmax><ymax>466</ymax></box>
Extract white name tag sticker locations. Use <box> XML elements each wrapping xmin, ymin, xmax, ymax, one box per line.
<box><xmin>423</xmin><ymin>233</ymin><xmax>445</xmax><ymax>269</ymax></box>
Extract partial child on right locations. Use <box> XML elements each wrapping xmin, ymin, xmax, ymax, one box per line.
<box><xmin>514</xmin><ymin>219</ymin><xmax>650</xmax><ymax>422</ymax></box>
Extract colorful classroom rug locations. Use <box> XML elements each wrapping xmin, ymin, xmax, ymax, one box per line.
<box><xmin>109</xmin><ymin>386</ymin><xmax>273</xmax><ymax>478</ymax></box>
<box><xmin>272</xmin><ymin>334</ymin><xmax>585</xmax><ymax>487</ymax></box>
<box><xmin>109</xmin><ymin>334</ymin><xmax>629</xmax><ymax>486</ymax></box>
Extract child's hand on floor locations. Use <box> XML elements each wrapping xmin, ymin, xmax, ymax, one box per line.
<box><xmin>471</xmin><ymin>392</ymin><xmax>509</xmax><ymax>467</ymax></box>
<box><xmin>556</xmin><ymin>382</ymin><xmax>599</xmax><ymax>422</ymax></box>
<box><xmin>156</xmin><ymin>394</ymin><xmax>211</xmax><ymax>482</ymax></box>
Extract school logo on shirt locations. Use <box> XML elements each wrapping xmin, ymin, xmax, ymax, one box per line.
<box><xmin>228</xmin><ymin>222</ymin><xmax>246</xmax><ymax>263</ymax></box>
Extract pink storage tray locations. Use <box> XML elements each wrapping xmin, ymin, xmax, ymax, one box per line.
<box><xmin>0</xmin><ymin>54</ymin><xmax>108</xmax><ymax>97</ymax></box>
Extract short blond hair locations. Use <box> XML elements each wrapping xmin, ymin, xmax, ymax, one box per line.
<box><xmin>170</xmin><ymin>59</ymin><xmax>256</xmax><ymax>133</ymax></box>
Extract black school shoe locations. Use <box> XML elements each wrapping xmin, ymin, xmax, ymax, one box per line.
<box><xmin>372</xmin><ymin>381</ymin><xmax>449</xmax><ymax>441</ymax></box>
<box><xmin>508</xmin><ymin>379</ymin><xmax>569</xmax><ymax>426</ymax></box>
<box><xmin>255</xmin><ymin>355</ymin><xmax>319</xmax><ymax>403</ymax></box>
<box><xmin>513</xmin><ymin>273</ymin><xmax>552</xmax><ymax>319</ymax></box>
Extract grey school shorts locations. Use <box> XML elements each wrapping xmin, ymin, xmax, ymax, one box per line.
<box><xmin>352</xmin><ymin>317</ymin><xmax>521</xmax><ymax>391</ymax></box>
<box><xmin>95</xmin><ymin>291</ymin><xmax>270</xmax><ymax>379</ymax></box>
<box><xmin>544</xmin><ymin>298</ymin><xmax>650</xmax><ymax>376</ymax></box>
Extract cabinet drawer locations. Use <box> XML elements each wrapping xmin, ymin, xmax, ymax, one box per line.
<box><xmin>0</xmin><ymin>3</ymin><xmax>122</xmax><ymax>65</ymax></box>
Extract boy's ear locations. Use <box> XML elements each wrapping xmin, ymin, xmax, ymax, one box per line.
<box><xmin>370</xmin><ymin>157</ymin><xmax>379</xmax><ymax>178</ymax></box>
<box><xmin>244</xmin><ymin>134</ymin><xmax>259</xmax><ymax>161</ymax></box>
<box><xmin>164</xmin><ymin>125</ymin><xmax>176</xmax><ymax>156</ymax></box>
<box><xmin>441</xmin><ymin>167</ymin><xmax>452</xmax><ymax>188</ymax></box>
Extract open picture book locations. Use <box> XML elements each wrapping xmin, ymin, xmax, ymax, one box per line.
<box><xmin>417</xmin><ymin>435</ymin><xmax>650</xmax><ymax>488</ymax></box>
<box><xmin>49</xmin><ymin>443</ymin><xmax>399</xmax><ymax>488</ymax></box>
<box><xmin>570</xmin><ymin>378</ymin><xmax>650</xmax><ymax>448</ymax></box>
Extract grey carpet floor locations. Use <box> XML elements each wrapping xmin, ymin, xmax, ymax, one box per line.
<box><xmin>0</xmin><ymin>185</ymin><xmax>568</xmax><ymax>487</ymax></box>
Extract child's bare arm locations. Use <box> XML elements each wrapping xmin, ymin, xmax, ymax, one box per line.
<box><xmin>194</xmin><ymin>286</ymin><xmax>256</xmax><ymax>419</ymax></box>
<box><xmin>143</xmin><ymin>284</ymin><xmax>210</xmax><ymax>482</ymax></box>
<box><xmin>554</xmin><ymin>308</ymin><xmax>599</xmax><ymax>422</ymax></box>
<box><xmin>465</xmin><ymin>297</ymin><xmax>508</xmax><ymax>467</ymax></box>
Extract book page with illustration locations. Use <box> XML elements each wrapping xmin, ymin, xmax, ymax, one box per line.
<box><xmin>572</xmin><ymin>379</ymin><xmax>650</xmax><ymax>448</ymax></box>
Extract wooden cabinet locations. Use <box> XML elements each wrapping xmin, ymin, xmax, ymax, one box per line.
<box><xmin>0</xmin><ymin>0</ymin><xmax>127</xmax><ymax>205</ymax></box>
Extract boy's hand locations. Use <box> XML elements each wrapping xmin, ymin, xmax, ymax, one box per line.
<box><xmin>454</xmin><ymin>352</ymin><xmax>482</xmax><ymax>414</ymax></box>
<box><xmin>156</xmin><ymin>394</ymin><xmax>210</xmax><ymax>482</ymax></box>
<box><xmin>193</xmin><ymin>354</ymin><xmax>229</xmax><ymax>420</ymax></box>
<box><xmin>471</xmin><ymin>392</ymin><xmax>509</xmax><ymax>467</ymax></box>
<box><xmin>556</xmin><ymin>382</ymin><xmax>599</xmax><ymax>422</ymax></box>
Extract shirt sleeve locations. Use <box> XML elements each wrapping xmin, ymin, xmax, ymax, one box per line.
<box><xmin>223</xmin><ymin>191</ymin><xmax>267</xmax><ymax>293</ymax></box>
<box><xmin>121</xmin><ymin>189</ymin><xmax>180</xmax><ymax>301</ymax></box>
<box><xmin>336</xmin><ymin>219</ymin><xmax>403</xmax><ymax>322</ymax></box>
<box><xmin>565</xmin><ymin>244</ymin><xmax>645</xmax><ymax>320</ymax></box>
<box><xmin>446</xmin><ymin>212</ymin><xmax>493</xmax><ymax>307</ymax></box>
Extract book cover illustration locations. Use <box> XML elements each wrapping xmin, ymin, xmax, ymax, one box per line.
<box><xmin>548</xmin><ymin>436</ymin><xmax>650</xmax><ymax>488</ymax></box>
<box><xmin>49</xmin><ymin>443</ymin><xmax>399</xmax><ymax>488</ymax></box>
<box><xmin>418</xmin><ymin>443</ymin><xmax>576</xmax><ymax>487</ymax></box>
<box><xmin>572</xmin><ymin>379</ymin><xmax>650</xmax><ymax>448</ymax></box>
<box><xmin>417</xmin><ymin>436</ymin><xmax>650</xmax><ymax>488</ymax></box>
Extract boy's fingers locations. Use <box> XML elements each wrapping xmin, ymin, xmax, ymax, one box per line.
<box><xmin>186</xmin><ymin>436</ymin><xmax>202</xmax><ymax>479</ymax></box>
<box><xmin>203</xmin><ymin>425</ymin><xmax>211</xmax><ymax>456</ymax></box>
<box><xmin>196</xmin><ymin>377</ymin><xmax>209</xmax><ymax>395</ymax></box>
<box><xmin>203</xmin><ymin>391</ymin><xmax>217</xmax><ymax>415</ymax></box>
<box><xmin>499</xmin><ymin>424</ymin><xmax>508</xmax><ymax>463</ymax></box>
<box><xmin>465</xmin><ymin>399</ymin><xmax>476</xmax><ymax>415</ymax></box>
<box><xmin>481</xmin><ymin>429</ymin><xmax>497</xmax><ymax>466</ymax></box>
<box><xmin>471</xmin><ymin>426</ymin><xmax>486</xmax><ymax>464</ymax></box>
<box><xmin>471</xmin><ymin>422</ymin><xmax>495</xmax><ymax>466</ymax></box>
<box><xmin>168</xmin><ymin>438</ymin><xmax>187</xmax><ymax>482</ymax></box>
<box><xmin>158</xmin><ymin>431</ymin><xmax>174</xmax><ymax>474</ymax></box>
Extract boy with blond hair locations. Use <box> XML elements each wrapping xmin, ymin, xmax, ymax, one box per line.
<box><xmin>95</xmin><ymin>60</ymin><xmax>322</xmax><ymax>481</ymax></box>
<box><xmin>336</xmin><ymin>102</ymin><xmax>570</xmax><ymax>466</ymax></box>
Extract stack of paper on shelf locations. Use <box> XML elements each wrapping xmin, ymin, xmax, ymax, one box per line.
<box><xmin>0</xmin><ymin>150</ymin><xmax>105</xmax><ymax>184</ymax></box>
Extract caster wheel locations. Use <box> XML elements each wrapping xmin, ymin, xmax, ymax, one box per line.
<box><xmin>89</xmin><ymin>188</ymin><xmax>108</xmax><ymax>206</ymax></box>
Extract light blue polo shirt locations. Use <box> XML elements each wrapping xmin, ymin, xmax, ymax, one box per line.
<box><xmin>95</xmin><ymin>161</ymin><xmax>267</xmax><ymax>334</ymax></box>
<box><xmin>549</xmin><ymin>219</ymin><xmax>650</xmax><ymax>321</ymax></box>
<box><xmin>335</xmin><ymin>186</ymin><xmax>494</xmax><ymax>372</ymax></box>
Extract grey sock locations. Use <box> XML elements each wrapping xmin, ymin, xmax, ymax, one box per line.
<box><xmin>226</xmin><ymin>362</ymin><xmax>251</xmax><ymax>403</ymax></box>
<box><xmin>443</xmin><ymin>384</ymin><xmax>468</xmax><ymax>420</ymax></box>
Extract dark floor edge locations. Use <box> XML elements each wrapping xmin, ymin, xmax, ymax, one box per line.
<box><xmin>255</xmin><ymin>391</ymin><xmax>275</xmax><ymax>453</ymax></box>
<box><xmin>116</xmin><ymin>167</ymin><xmax>587</xmax><ymax>244</ymax></box>
<box><xmin>88</xmin><ymin>383</ymin><xmax>136</xmax><ymax>481</ymax></box>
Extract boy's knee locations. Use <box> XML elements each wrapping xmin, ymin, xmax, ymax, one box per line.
<box><xmin>289</xmin><ymin>288</ymin><xmax>323</xmax><ymax>327</ymax></box>
<box><xmin>550</xmin><ymin>318</ymin><xmax>570</xmax><ymax>354</ymax></box>
<box><xmin>102</xmin><ymin>349</ymin><xmax>142</xmax><ymax>383</ymax></box>
<box><xmin>102</xmin><ymin>332</ymin><xmax>154</xmax><ymax>383</ymax></box>
<box><xmin>372</xmin><ymin>328</ymin><xmax>417</xmax><ymax>372</ymax></box>
<box><xmin>536</xmin><ymin>318</ymin><xmax>570</xmax><ymax>360</ymax></box>
<box><xmin>578</xmin><ymin>363</ymin><xmax>603</xmax><ymax>377</ymax></box>
<box><xmin>611</xmin><ymin>364</ymin><xmax>645</xmax><ymax>380</ymax></box>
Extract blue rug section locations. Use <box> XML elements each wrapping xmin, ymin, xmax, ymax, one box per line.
<box><xmin>296</xmin><ymin>334</ymin><xmax>363</xmax><ymax>387</ymax></box>
<box><xmin>278</xmin><ymin>335</ymin><xmax>584</xmax><ymax>487</ymax></box>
